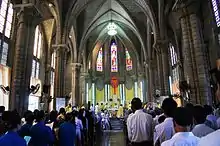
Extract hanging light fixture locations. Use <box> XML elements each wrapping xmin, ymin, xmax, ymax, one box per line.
<box><xmin>107</xmin><ymin>22</ymin><xmax>117</xmax><ymax>36</ymax></box>
<box><xmin>106</xmin><ymin>0</ymin><xmax>117</xmax><ymax>36</ymax></box>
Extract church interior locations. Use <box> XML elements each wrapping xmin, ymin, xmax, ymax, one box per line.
<box><xmin>0</xmin><ymin>0</ymin><xmax>220</xmax><ymax>145</ymax></box>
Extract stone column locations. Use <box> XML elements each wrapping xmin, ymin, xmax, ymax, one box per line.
<box><xmin>71</xmin><ymin>63</ymin><xmax>81</xmax><ymax>106</ymax></box>
<box><xmin>53</xmin><ymin>46</ymin><xmax>66</xmax><ymax>109</ymax></box>
<box><xmin>54</xmin><ymin>47</ymin><xmax>65</xmax><ymax>97</ymax></box>
<box><xmin>155</xmin><ymin>50</ymin><xmax>164</xmax><ymax>95</ymax></box>
<box><xmin>161</xmin><ymin>46</ymin><xmax>170</xmax><ymax>95</ymax></box>
<box><xmin>10</xmin><ymin>8</ymin><xmax>38</xmax><ymax>112</ymax></box>
<box><xmin>189</xmin><ymin>14</ymin><xmax>211</xmax><ymax>104</ymax></box>
<box><xmin>180</xmin><ymin>16</ymin><xmax>198</xmax><ymax>103</ymax></box>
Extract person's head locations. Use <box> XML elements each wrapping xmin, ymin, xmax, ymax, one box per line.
<box><xmin>2</xmin><ymin>111</ymin><xmax>21</xmax><ymax>131</ymax></box>
<box><xmin>68</xmin><ymin>103</ymin><xmax>72</xmax><ymax>107</ymax></box>
<box><xmin>120</xmin><ymin>104</ymin><xmax>123</xmax><ymax>106</ymax></box>
<box><xmin>158</xmin><ymin>115</ymin><xmax>166</xmax><ymax>124</ymax></box>
<box><xmin>193</xmin><ymin>105</ymin><xmax>206</xmax><ymax>125</ymax></box>
<box><xmin>59</xmin><ymin>108</ymin><xmax>66</xmax><ymax>115</ymax></box>
<box><xmin>204</xmin><ymin>105</ymin><xmax>213</xmax><ymax>116</ymax></box>
<box><xmin>24</xmin><ymin>110</ymin><xmax>34</xmax><ymax>124</ymax></box>
<box><xmin>185</xmin><ymin>103</ymin><xmax>194</xmax><ymax>113</ymax></box>
<box><xmin>106</xmin><ymin>103</ymin><xmax>108</xmax><ymax>105</ymax></box>
<box><xmin>65</xmin><ymin>113</ymin><xmax>73</xmax><ymax>122</ymax></box>
<box><xmin>101</xmin><ymin>103</ymin><xmax>103</xmax><ymax>105</ymax></box>
<box><xmin>50</xmin><ymin>110</ymin><xmax>58</xmax><ymax>122</ymax></box>
<box><xmin>35</xmin><ymin>110</ymin><xmax>45</xmax><ymax>122</ymax></box>
<box><xmin>173</xmin><ymin>107</ymin><xmax>193</xmax><ymax>133</ymax></box>
<box><xmin>131</xmin><ymin>98</ymin><xmax>142</xmax><ymax>111</ymax></box>
<box><xmin>96</xmin><ymin>103</ymin><xmax>99</xmax><ymax>105</ymax></box>
<box><xmin>162</xmin><ymin>98</ymin><xmax>177</xmax><ymax>117</ymax></box>
<box><xmin>0</xmin><ymin>106</ymin><xmax>5</xmax><ymax>113</ymax></box>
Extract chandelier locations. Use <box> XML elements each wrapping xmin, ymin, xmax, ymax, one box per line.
<box><xmin>107</xmin><ymin>22</ymin><xmax>117</xmax><ymax>36</ymax></box>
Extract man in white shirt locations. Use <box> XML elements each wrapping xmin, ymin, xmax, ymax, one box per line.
<box><xmin>95</xmin><ymin>103</ymin><xmax>99</xmax><ymax>114</ymax></box>
<box><xmin>192</xmin><ymin>105</ymin><xmax>214</xmax><ymax>138</ymax></box>
<box><xmin>127</xmin><ymin>98</ymin><xmax>153</xmax><ymax>146</ymax></box>
<box><xmin>154</xmin><ymin>98</ymin><xmax>177</xmax><ymax>145</ymax></box>
<box><xmin>161</xmin><ymin>107</ymin><xmax>200</xmax><ymax>146</ymax></box>
<box><xmin>198</xmin><ymin>129</ymin><xmax>220</xmax><ymax>146</ymax></box>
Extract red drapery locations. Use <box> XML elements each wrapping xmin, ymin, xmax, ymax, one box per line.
<box><xmin>111</xmin><ymin>76</ymin><xmax>119</xmax><ymax>95</ymax></box>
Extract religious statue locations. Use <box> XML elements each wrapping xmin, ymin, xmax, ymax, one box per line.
<box><xmin>210</xmin><ymin>59</ymin><xmax>220</xmax><ymax>103</ymax></box>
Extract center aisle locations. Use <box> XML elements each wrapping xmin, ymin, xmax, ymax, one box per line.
<box><xmin>96</xmin><ymin>130</ymin><xmax>126</xmax><ymax>146</ymax></box>
<box><xmin>95</xmin><ymin>118</ymin><xmax>127</xmax><ymax>146</ymax></box>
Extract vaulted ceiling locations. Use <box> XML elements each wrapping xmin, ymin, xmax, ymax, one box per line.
<box><xmin>13</xmin><ymin>0</ymin><xmax>182</xmax><ymax>63</ymax></box>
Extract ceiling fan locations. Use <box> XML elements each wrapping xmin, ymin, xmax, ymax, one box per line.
<box><xmin>29</xmin><ymin>84</ymin><xmax>40</xmax><ymax>94</ymax></box>
<box><xmin>0</xmin><ymin>85</ymin><xmax>10</xmax><ymax>95</ymax></box>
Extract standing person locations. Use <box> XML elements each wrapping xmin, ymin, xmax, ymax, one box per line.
<box><xmin>0</xmin><ymin>106</ymin><xmax>5</xmax><ymax>136</ymax></box>
<box><xmin>198</xmin><ymin>129</ymin><xmax>220</xmax><ymax>146</ymax></box>
<box><xmin>18</xmin><ymin>110</ymin><xmax>34</xmax><ymax>138</ymax></box>
<box><xmin>95</xmin><ymin>103</ymin><xmax>99</xmax><ymax>114</ymax></box>
<box><xmin>161</xmin><ymin>107</ymin><xmax>200</xmax><ymax>146</ymax></box>
<box><xmin>65</xmin><ymin>103</ymin><xmax>73</xmax><ymax>113</ymax></box>
<box><xmin>204</xmin><ymin>105</ymin><xmax>217</xmax><ymax>130</ymax></box>
<box><xmin>30</xmin><ymin>110</ymin><xmax>54</xmax><ymax>146</ymax></box>
<box><xmin>154</xmin><ymin>98</ymin><xmax>177</xmax><ymax>145</ymax></box>
<box><xmin>75</xmin><ymin>111</ymin><xmax>83</xmax><ymax>146</ymax></box>
<box><xmin>192</xmin><ymin>105</ymin><xmax>214</xmax><ymax>137</ymax></box>
<box><xmin>0</xmin><ymin>111</ymin><xmax>26</xmax><ymax>146</ymax></box>
<box><xmin>127</xmin><ymin>98</ymin><xmax>153</xmax><ymax>146</ymax></box>
<box><xmin>117</xmin><ymin>104</ymin><xmax>124</xmax><ymax>118</ymax></box>
<box><xmin>59</xmin><ymin>113</ymin><xmax>76</xmax><ymax>146</ymax></box>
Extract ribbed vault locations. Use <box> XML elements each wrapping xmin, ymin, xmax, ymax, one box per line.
<box><xmin>65</xmin><ymin>0</ymin><xmax>157</xmax><ymax>67</ymax></box>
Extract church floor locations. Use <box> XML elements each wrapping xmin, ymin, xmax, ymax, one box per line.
<box><xmin>95</xmin><ymin>130</ymin><xmax>126</xmax><ymax>146</ymax></box>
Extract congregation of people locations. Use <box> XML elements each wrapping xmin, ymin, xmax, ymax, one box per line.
<box><xmin>126</xmin><ymin>97</ymin><xmax>220</xmax><ymax>146</ymax></box>
<box><xmin>1</xmin><ymin>97</ymin><xmax>220</xmax><ymax>146</ymax></box>
<box><xmin>0</xmin><ymin>104</ymin><xmax>105</xmax><ymax>146</ymax></box>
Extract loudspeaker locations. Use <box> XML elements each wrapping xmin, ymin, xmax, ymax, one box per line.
<box><xmin>43</xmin><ymin>85</ymin><xmax>50</xmax><ymax>94</ymax></box>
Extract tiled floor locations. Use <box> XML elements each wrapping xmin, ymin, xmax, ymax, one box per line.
<box><xmin>96</xmin><ymin>130</ymin><xmax>126</xmax><ymax>146</ymax></box>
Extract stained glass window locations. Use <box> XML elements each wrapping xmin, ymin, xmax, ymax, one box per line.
<box><xmin>169</xmin><ymin>44</ymin><xmax>177</xmax><ymax>66</ymax></box>
<box><xmin>31</xmin><ymin>26</ymin><xmax>42</xmax><ymax>79</ymax></box>
<box><xmin>169</xmin><ymin>44</ymin><xmax>180</xmax><ymax>94</ymax></box>
<box><xmin>0</xmin><ymin>1</ymin><xmax>13</xmax><ymax>66</ymax></box>
<box><xmin>51</xmin><ymin>52</ymin><xmax>56</xmax><ymax>69</ymax></box>
<box><xmin>211</xmin><ymin>0</ymin><xmax>220</xmax><ymax>27</ymax></box>
<box><xmin>33</xmin><ymin>26</ymin><xmax>42</xmax><ymax>59</ymax></box>
<box><xmin>111</xmin><ymin>42</ymin><xmax>118</xmax><ymax>72</ymax></box>
<box><xmin>0</xmin><ymin>0</ymin><xmax>13</xmax><ymax>37</ymax></box>
<box><xmin>96</xmin><ymin>47</ymin><xmax>103</xmax><ymax>72</ymax></box>
<box><xmin>125</xmin><ymin>48</ymin><xmax>132</xmax><ymax>71</ymax></box>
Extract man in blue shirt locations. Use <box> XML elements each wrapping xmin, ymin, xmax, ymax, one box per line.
<box><xmin>59</xmin><ymin>112</ymin><xmax>76</xmax><ymax>146</ymax></box>
<box><xmin>0</xmin><ymin>111</ymin><xmax>27</xmax><ymax>146</ymax></box>
<box><xmin>30</xmin><ymin>110</ymin><xmax>54</xmax><ymax>146</ymax></box>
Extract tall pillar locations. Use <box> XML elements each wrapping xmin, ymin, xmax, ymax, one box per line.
<box><xmin>161</xmin><ymin>45</ymin><xmax>170</xmax><ymax>95</ymax></box>
<box><xmin>146</xmin><ymin>19</ymin><xmax>154</xmax><ymax>101</ymax></box>
<box><xmin>71</xmin><ymin>63</ymin><xmax>81</xmax><ymax>106</ymax></box>
<box><xmin>156</xmin><ymin>50</ymin><xmax>164</xmax><ymax>95</ymax></box>
<box><xmin>189</xmin><ymin>14</ymin><xmax>211</xmax><ymax>104</ymax></box>
<box><xmin>10</xmin><ymin>7</ymin><xmax>38</xmax><ymax>113</ymax></box>
<box><xmin>180</xmin><ymin>16</ymin><xmax>197</xmax><ymax>103</ymax></box>
<box><xmin>54</xmin><ymin>47</ymin><xmax>65</xmax><ymax>97</ymax></box>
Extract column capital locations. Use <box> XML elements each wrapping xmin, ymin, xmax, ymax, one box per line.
<box><xmin>71</xmin><ymin>63</ymin><xmax>82</xmax><ymax>70</ymax></box>
<box><xmin>154</xmin><ymin>39</ymin><xmax>169</xmax><ymax>54</ymax></box>
<box><xmin>13</xmin><ymin>1</ymin><xmax>53</xmax><ymax>20</ymax></box>
<box><xmin>52</xmin><ymin>44</ymin><xmax>69</xmax><ymax>53</ymax></box>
